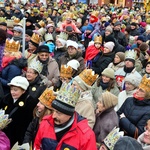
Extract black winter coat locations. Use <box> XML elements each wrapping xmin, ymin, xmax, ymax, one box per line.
<box><xmin>0</xmin><ymin>91</ymin><xmax>38</xmax><ymax>147</ymax></box>
<box><xmin>28</xmin><ymin>75</ymin><xmax>47</xmax><ymax>100</ymax></box>
<box><xmin>92</xmin><ymin>51</ymin><xmax>115</xmax><ymax>75</ymax></box>
<box><xmin>117</xmin><ymin>97</ymin><xmax>150</xmax><ymax>138</ymax></box>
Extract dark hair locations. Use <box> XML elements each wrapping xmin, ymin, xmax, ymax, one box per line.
<box><xmin>0</xmin><ymin>28</ymin><xmax>7</xmax><ymax>44</ymax></box>
<box><xmin>96</xmin><ymin>76</ymin><xmax>116</xmax><ymax>91</ymax></box>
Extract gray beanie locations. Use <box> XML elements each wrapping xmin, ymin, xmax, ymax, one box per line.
<box><xmin>105</xmin><ymin>26</ymin><xmax>113</xmax><ymax>33</ymax></box>
<box><xmin>73</xmin><ymin>76</ymin><xmax>91</xmax><ymax>91</ymax></box>
<box><xmin>101</xmin><ymin>68</ymin><xmax>115</xmax><ymax>79</ymax></box>
<box><xmin>124</xmin><ymin>74</ymin><xmax>141</xmax><ymax>87</ymax></box>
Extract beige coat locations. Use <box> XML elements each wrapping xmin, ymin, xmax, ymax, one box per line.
<box><xmin>75</xmin><ymin>90</ymin><xmax>95</xmax><ymax>129</ymax></box>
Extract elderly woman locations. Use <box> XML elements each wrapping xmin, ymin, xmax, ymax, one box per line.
<box><xmin>92</xmin><ymin>68</ymin><xmax>120</xmax><ymax>107</ymax></box>
<box><xmin>115</xmin><ymin>74</ymin><xmax>141</xmax><ymax>111</ymax></box>
<box><xmin>0</xmin><ymin>76</ymin><xmax>38</xmax><ymax>147</ymax></box>
<box><xmin>94</xmin><ymin>91</ymin><xmax>118</xmax><ymax>144</ymax></box>
<box><xmin>72</xmin><ymin>69</ymin><xmax>98</xmax><ymax>128</ymax></box>
<box><xmin>137</xmin><ymin>119</ymin><xmax>150</xmax><ymax>150</ymax></box>
<box><xmin>26</xmin><ymin>59</ymin><xmax>47</xmax><ymax>99</ymax></box>
<box><xmin>117</xmin><ymin>75</ymin><xmax>150</xmax><ymax>138</ymax></box>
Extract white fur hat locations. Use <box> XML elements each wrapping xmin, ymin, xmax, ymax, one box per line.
<box><xmin>67</xmin><ymin>40</ymin><xmax>78</xmax><ymax>49</ymax></box>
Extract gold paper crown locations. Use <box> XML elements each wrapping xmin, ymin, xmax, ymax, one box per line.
<box><xmin>48</xmin><ymin>9</ymin><xmax>52</xmax><ymax>14</ymax></box>
<box><xmin>28</xmin><ymin>59</ymin><xmax>43</xmax><ymax>74</ymax></box>
<box><xmin>91</xmin><ymin>11</ymin><xmax>99</xmax><ymax>18</ymax></box>
<box><xmin>39</xmin><ymin>88</ymin><xmax>56</xmax><ymax>109</ymax></box>
<box><xmin>0</xmin><ymin>109</ymin><xmax>12</xmax><ymax>130</ymax></box>
<box><xmin>139</xmin><ymin>75</ymin><xmax>150</xmax><ymax>93</ymax></box>
<box><xmin>67</xmin><ymin>12</ymin><xmax>74</xmax><ymax>19</ymax></box>
<box><xmin>104</xmin><ymin>127</ymin><xmax>124</xmax><ymax>150</ymax></box>
<box><xmin>0</xmin><ymin>17</ymin><xmax>6</xmax><ymax>23</ymax></box>
<box><xmin>38</xmin><ymin>20</ymin><xmax>45</xmax><ymax>28</ymax></box>
<box><xmin>94</xmin><ymin>35</ymin><xmax>102</xmax><ymax>44</ymax></box>
<box><xmin>101</xmin><ymin>17</ymin><xmax>106</xmax><ymax>22</ymax></box>
<box><xmin>58</xmin><ymin>9</ymin><xmax>63</xmax><ymax>15</ymax></box>
<box><xmin>57</xmin><ymin>32</ymin><xmax>68</xmax><ymax>41</ymax></box>
<box><xmin>125</xmin><ymin>50</ymin><xmax>137</xmax><ymax>60</ymax></box>
<box><xmin>5</xmin><ymin>39</ymin><xmax>20</xmax><ymax>52</ymax></box>
<box><xmin>13</xmin><ymin>17</ymin><xmax>20</xmax><ymax>24</ymax></box>
<box><xmin>79</xmin><ymin>69</ymin><xmax>98</xmax><ymax>86</ymax></box>
<box><xmin>30</xmin><ymin>33</ymin><xmax>40</xmax><ymax>44</ymax></box>
<box><xmin>56</xmin><ymin>83</ymin><xmax>80</xmax><ymax>107</ymax></box>
<box><xmin>60</xmin><ymin>65</ymin><xmax>73</xmax><ymax>78</ymax></box>
<box><xmin>5</xmin><ymin>6</ymin><xmax>10</xmax><ymax>11</ymax></box>
<box><xmin>33</xmin><ymin>7</ymin><xmax>38</xmax><ymax>13</ymax></box>
<box><xmin>43</xmin><ymin>12</ymin><xmax>48</xmax><ymax>17</ymax></box>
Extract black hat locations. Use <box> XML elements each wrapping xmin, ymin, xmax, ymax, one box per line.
<box><xmin>26</xmin><ymin>18</ymin><xmax>33</xmax><ymax>24</ymax></box>
<box><xmin>30</xmin><ymin>40</ymin><xmax>39</xmax><ymax>47</ymax></box>
<box><xmin>26</xmin><ymin>29</ymin><xmax>33</xmax><ymax>37</ymax></box>
<box><xmin>0</xmin><ymin>22</ymin><xmax>7</xmax><ymax>26</ymax></box>
<box><xmin>34</xmin><ymin>23</ymin><xmax>41</xmax><ymax>29</ymax></box>
<box><xmin>52</xmin><ymin>99</ymin><xmax>74</xmax><ymax>116</ymax></box>
<box><xmin>37</xmin><ymin>45</ymin><xmax>50</xmax><ymax>53</ymax></box>
<box><xmin>130</xmin><ymin>22</ymin><xmax>137</xmax><ymax>26</ymax></box>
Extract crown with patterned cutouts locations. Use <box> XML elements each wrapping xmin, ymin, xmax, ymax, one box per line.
<box><xmin>28</xmin><ymin>59</ymin><xmax>43</xmax><ymax>74</ymax></box>
<box><xmin>5</xmin><ymin>39</ymin><xmax>20</xmax><ymax>52</ymax></box>
<box><xmin>45</xmin><ymin>33</ymin><xmax>54</xmax><ymax>42</ymax></box>
<box><xmin>104</xmin><ymin>127</ymin><xmax>124</xmax><ymax>150</ymax></box>
<box><xmin>39</xmin><ymin>88</ymin><xmax>56</xmax><ymax>109</ymax></box>
<box><xmin>30</xmin><ymin>33</ymin><xmax>41</xmax><ymax>44</ymax></box>
<box><xmin>60</xmin><ymin>65</ymin><xmax>73</xmax><ymax>79</ymax></box>
<box><xmin>0</xmin><ymin>17</ymin><xmax>6</xmax><ymax>23</ymax></box>
<box><xmin>79</xmin><ymin>69</ymin><xmax>98</xmax><ymax>86</ymax></box>
<box><xmin>56</xmin><ymin>83</ymin><xmax>80</xmax><ymax>107</ymax></box>
<box><xmin>139</xmin><ymin>74</ymin><xmax>150</xmax><ymax>93</ymax></box>
<box><xmin>57</xmin><ymin>32</ymin><xmax>68</xmax><ymax>41</ymax></box>
<box><xmin>0</xmin><ymin>109</ymin><xmax>12</xmax><ymax>130</ymax></box>
<box><xmin>125</xmin><ymin>49</ymin><xmax>137</xmax><ymax>60</ymax></box>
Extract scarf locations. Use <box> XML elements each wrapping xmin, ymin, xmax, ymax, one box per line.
<box><xmin>1</xmin><ymin>56</ymin><xmax>15</xmax><ymax>68</ymax></box>
<box><xmin>123</xmin><ymin>66</ymin><xmax>134</xmax><ymax>73</ymax></box>
<box><xmin>38</xmin><ymin>56</ymin><xmax>49</xmax><ymax>76</ymax></box>
<box><xmin>99</xmin><ymin>80</ymin><xmax>109</xmax><ymax>90</ymax></box>
<box><xmin>133</xmin><ymin>93</ymin><xmax>144</xmax><ymax>101</ymax></box>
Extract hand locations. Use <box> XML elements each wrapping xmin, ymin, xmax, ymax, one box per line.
<box><xmin>120</xmin><ymin>113</ymin><xmax>126</xmax><ymax>119</ymax></box>
<box><xmin>88</xmin><ymin>35</ymin><xmax>92</xmax><ymax>38</ymax></box>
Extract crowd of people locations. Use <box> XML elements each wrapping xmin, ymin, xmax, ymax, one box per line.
<box><xmin>0</xmin><ymin>1</ymin><xmax>150</xmax><ymax>150</ymax></box>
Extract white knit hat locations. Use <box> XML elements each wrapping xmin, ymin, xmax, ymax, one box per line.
<box><xmin>104</xmin><ymin>42</ymin><xmax>115</xmax><ymax>51</ymax></box>
<box><xmin>67</xmin><ymin>59</ymin><xmax>80</xmax><ymax>70</ymax></box>
<box><xmin>124</xmin><ymin>74</ymin><xmax>141</xmax><ymax>87</ymax></box>
<box><xmin>57</xmin><ymin>38</ymin><xmax>66</xmax><ymax>47</ymax></box>
<box><xmin>8</xmin><ymin>76</ymin><xmax>29</xmax><ymax>90</ymax></box>
<box><xmin>67</xmin><ymin>40</ymin><xmax>78</xmax><ymax>49</ymax></box>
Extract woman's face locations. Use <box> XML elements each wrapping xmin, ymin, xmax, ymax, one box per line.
<box><xmin>105</xmin><ymin>30</ymin><xmax>111</xmax><ymax>36</ymax></box>
<box><xmin>60</xmin><ymin>76</ymin><xmax>71</xmax><ymax>84</ymax></box>
<box><xmin>26</xmin><ymin>68</ymin><xmax>38</xmax><ymax>82</ymax></box>
<box><xmin>37</xmin><ymin>101</ymin><xmax>45</xmax><ymax>113</ymax></box>
<box><xmin>48</xmin><ymin>26</ymin><xmax>54</xmax><ymax>33</ymax></box>
<box><xmin>146</xmin><ymin>64</ymin><xmax>150</xmax><ymax>74</ymax></box>
<box><xmin>125</xmin><ymin>81</ymin><xmax>135</xmax><ymax>91</ymax></box>
<box><xmin>72</xmin><ymin>80</ymin><xmax>82</xmax><ymax>90</ymax></box>
<box><xmin>10</xmin><ymin>86</ymin><xmax>25</xmax><ymax>99</ymax></box>
<box><xmin>134</xmin><ymin>88</ymin><xmax>146</xmax><ymax>99</ymax></box>
<box><xmin>103</xmin><ymin>47</ymin><xmax>110</xmax><ymax>53</ymax></box>
<box><xmin>114</xmin><ymin>54</ymin><xmax>121</xmax><ymax>63</ymax></box>
<box><xmin>143</xmin><ymin>121</ymin><xmax>150</xmax><ymax>144</ymax></box>
<box><xmin>3</xmin><ymin>50</ymin><xmax>11</xmax><ymax>57</ymax></box>
<box><xmin>28</xmin><ymin>42</ymin><xmax>37</xmax><ymax>51</ymax></box>
<box><xmin>102</xmin><ymin>75</ymin><xmax>111</xmax><ymax>83</ymax></box>
<box><xmin>97</xmin><ymin>100</ymin><xmax>105</xmax><ymax>112</ymax></box>
<box><xmin>56</xmin><ymin>40</ymin><xmax>63</xmax><ymax>48</ymax></box>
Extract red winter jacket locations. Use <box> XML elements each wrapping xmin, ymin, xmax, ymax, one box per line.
<box><xmin>34</xmin><ymin>112</ymin><xmax>97</xmax><ymax>150</ymax></box>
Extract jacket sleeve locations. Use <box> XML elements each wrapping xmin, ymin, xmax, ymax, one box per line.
<box><xmin>119</xmin><ymin>112</ymin><xmax>150</xmax><ymax>137</ymax></box>
<box><xmin>81</xmin><ymin>131</ymin><xmax>97</xmax><ymax>150</ymax></box>
<box><xmin>23</xmin><ymin>118</ymin><xmax>39</xmax><ymax>144</ymax></box>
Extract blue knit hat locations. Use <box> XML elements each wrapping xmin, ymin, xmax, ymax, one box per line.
<box><xmin>86</xmin><ymin>24</ymin><xmax>94</xmax><ymax>31</ymax></box>
<box><xmin>137</xmin><ymin>35</ymin><xmax>146</xmax><ymax>42</ymax></box>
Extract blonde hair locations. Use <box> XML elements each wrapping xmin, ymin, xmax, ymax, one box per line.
<box><xmin>9</xmin><ymin>51</ymin><xmax>22</xmax><ymax>59</ymax></box>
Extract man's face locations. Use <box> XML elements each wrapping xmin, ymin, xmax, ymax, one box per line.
<box><xmin>125</xmin><ymin>60</ymin><xmax>134</xmax><ymax>68</ymax></box>
<box><xmin>114</xmin><ymin>25</ymin><xmax>121</xmax><ymax>31</ymax></box>
<box><xmin>38</xmin><ymin>52</ymin><xmax>49</xmax><ymax>61</ymax></box>
<box><xmin>143</xmin><ymin>120</ymin><xmax>150</xmax><ymax>144</ymax></box>
<box><xmin>52</xmin><ymin>108</ymin><xmax>71</xmax><ymax>125</ymax></box>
